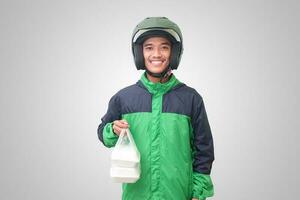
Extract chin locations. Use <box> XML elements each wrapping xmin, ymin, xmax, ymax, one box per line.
<box><xmin>146</xmin><ymin>66</ymin><xmax>168</xmax><ymax>74</ymax></box>
<box><xmin>150</xmin><ymin>70</ymin><xmax>164</xmax><ymax>74</ymax></box>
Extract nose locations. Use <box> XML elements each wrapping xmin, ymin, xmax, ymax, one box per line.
<box><xmin>152</xmin><ymin>48</ymin><xmax>162</xmax><ymax>58</ymax></box>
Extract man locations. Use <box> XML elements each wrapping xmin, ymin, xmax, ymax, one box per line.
<box><xmin>98</xmin><ymin>17</ymin><xmax>214</xmax><ymax>200</ymax></box>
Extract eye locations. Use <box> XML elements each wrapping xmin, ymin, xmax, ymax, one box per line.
<box><xmin>144</xmin><ymin>46</ymin><xmax>153</xmax><ymax>51</ymax></box>
<box><xmin>161</xmin><ymin>45</ymin><xmax>170</xmax><ymax>50</ymax></box>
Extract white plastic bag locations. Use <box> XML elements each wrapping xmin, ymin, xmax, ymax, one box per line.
<box><xmin>110</xmin><ymin>128</ymin><xmax>141</xmax><ymax>183</ymax></box>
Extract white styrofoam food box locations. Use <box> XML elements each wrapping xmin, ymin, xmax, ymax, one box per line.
<box><xmin>110</xmin><ymin>165</ymin><xmax>140</xmax><ymax>183</ymax></box>
<box><xmin>111</xmin><ymin>144</ymin><xmax>140</xmax><ymax>168</ymax></box>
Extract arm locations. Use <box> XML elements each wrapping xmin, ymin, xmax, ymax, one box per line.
<box><xmin>97</xmin><ymin>94</ymin><xmax>121</xmax><ymax>148</ymax></box>
<box><xmin>191</xmin><ymin>94</ymin><xmax>215</xmax><ymax>200</ymax></box>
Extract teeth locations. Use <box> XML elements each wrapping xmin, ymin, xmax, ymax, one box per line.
<box><xmin>151</xmin><ymin>61</ymin><xmax>163</xmax><ymax>64</ymax></box>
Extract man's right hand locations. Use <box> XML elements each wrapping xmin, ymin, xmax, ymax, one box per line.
<box><xmin>112</xmin><ymin>120</ymin><xmax>129</xmax><ymax>136</ymax></box>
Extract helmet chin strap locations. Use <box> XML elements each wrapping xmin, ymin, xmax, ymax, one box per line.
<box><xmin>145</xmin><ymin>66</ymin><xmax>172</xmax><ymax>82</ymax></box>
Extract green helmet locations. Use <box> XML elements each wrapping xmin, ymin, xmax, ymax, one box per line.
<box><xmin>132</xmin><ymin>17</ymin><xmax>183</xmax><ymax>77</ymax></box>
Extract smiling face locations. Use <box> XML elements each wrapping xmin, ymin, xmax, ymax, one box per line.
<box><xmin>143</xmin><ymin>37</ymin><xmax>171</xmax><ymax>74</ymax></box>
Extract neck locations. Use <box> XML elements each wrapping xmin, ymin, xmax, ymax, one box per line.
<box><xmin>146</xmin><ymin>73</ymin><xmax>171</xmax><ymax>83</ymax></box>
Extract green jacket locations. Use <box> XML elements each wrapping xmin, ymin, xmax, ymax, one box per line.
<box><xmin>98</xmin><ymin>73</ymin><xmax>214</xmax><ymax>200</ymax></box>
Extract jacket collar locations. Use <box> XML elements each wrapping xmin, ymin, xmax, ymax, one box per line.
<box><xmin>139</xmin><ymin>72</ymin><xmax>180</xmax><ymax>94</ymax></box>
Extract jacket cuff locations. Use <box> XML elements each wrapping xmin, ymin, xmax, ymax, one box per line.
<box><xmin>192</xmin><ymin>172</ymin><xmax>214</xmax><ymax>200</ymax></box>
<box><xmin>103</xmin><ymin>122</ymin><xmax>119</xmax><ymax>147</ymax></box>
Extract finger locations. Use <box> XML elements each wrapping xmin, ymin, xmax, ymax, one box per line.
<box><xmin>115</xmin><ymin>127</ymin><xmax>127</xmax><ymax>136</ymax></box>
<box><xmin>120</xmin><ymin>120</ymin><xmax>129</xmax><ymax>125</ymax></box>
<box><xmin>119</xmin><ymin>120</ymin><xmax>130</xmax><ymax>128</ymax></box>
<box><xmin>112</xmin><ymin>125</ymin><xmax>122</xmax><ymax>136</ymax></box>
<box><xmin>114</xmin><ymin>120</ymin><xmax>129</xmax><ymax>129</ymax></box>
<box><xmin>113</xmin><ymin>120</ymin><xmax>123</xmax><ymax>126</ymax></box>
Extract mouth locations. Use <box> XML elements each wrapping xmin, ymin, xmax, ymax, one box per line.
<box><xmin>150</xmin><ymin>60</ymin><xmax>164</xmax><ymax>65</ymax></box>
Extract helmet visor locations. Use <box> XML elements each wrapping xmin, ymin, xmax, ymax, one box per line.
<box><xmin>133</xmin><ymin>29</ymin><xmax>181</xmax><ymax>44</ymax></box>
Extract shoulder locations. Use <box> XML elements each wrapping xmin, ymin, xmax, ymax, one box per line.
<box><xmin>174</xmin><ymin>82</ymin><xmax>204</xmax><ymax>104</ymax></box>
<box><xmin>110</xmin><ymin>82</ymin><xmax>149</xmax><ymax>105</ymax></box>
<box><xmin>114</xmin><ymin>82</ymin><xmax>146</xmax><ymax>98</ymax></box>
<box><xmin>109</xmin><ymin>82</ymin><xmax>151</xmax><ymax>114</ymax></box>
<box><xmin>175</xmin><ymin>83</ymin><xmax>208</xmax><ymax>122</ymax></box>
<box><xmin>162</xmin><ymin>81</ymin><xmax>204</xmax><ymax>117</ymax></box>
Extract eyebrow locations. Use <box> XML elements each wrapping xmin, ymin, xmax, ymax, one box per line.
<box><xmin>143</xmin><ymin>42</ymin><xmax>171</xmax><ymax>47</ymax></box>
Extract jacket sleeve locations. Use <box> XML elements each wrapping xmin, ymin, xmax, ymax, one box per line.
<box><xmin>97</xmin><ymin>94</ymin><xmax>121</xmax><ymax>148</ymax></box>
<box><xmin>191</xmin><ymin>93</ymin><xmax>215</xmax><ymax>200</ymax></box>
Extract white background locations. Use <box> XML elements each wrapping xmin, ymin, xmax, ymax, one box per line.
<box><xmin>0</xmin><ymin>0</ymin><xmax>299</xmax><ymax>199</ymax></box>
